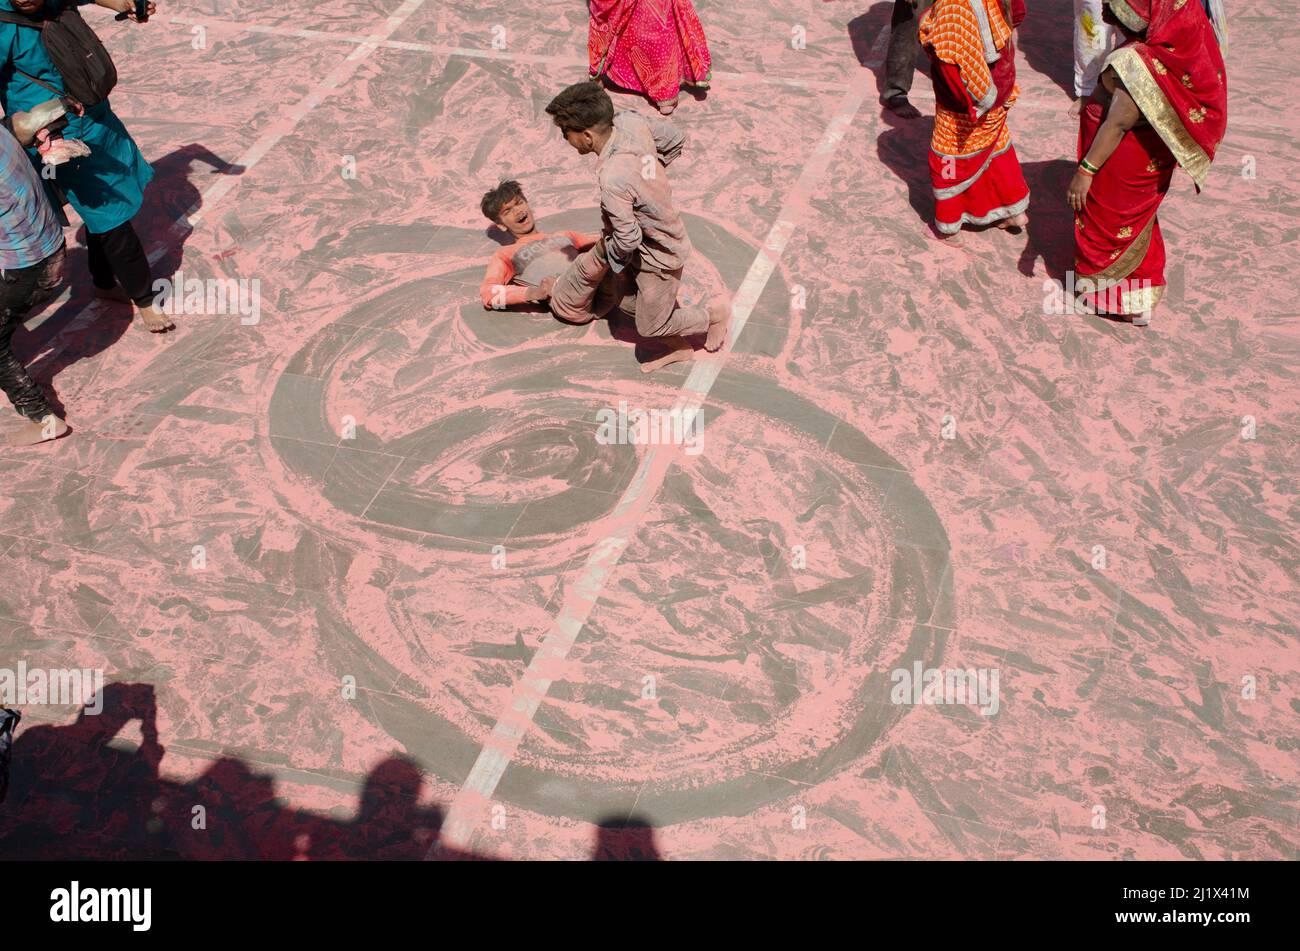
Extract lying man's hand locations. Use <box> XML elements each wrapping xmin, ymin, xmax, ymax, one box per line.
<box><xmin>527</xmin><ymin>276</ymin><xmax>557</xmax><ymax>302</ymax></box>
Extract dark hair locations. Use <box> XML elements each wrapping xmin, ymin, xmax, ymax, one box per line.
<box><xmin>480</xmin><ymin>180</ymin><xmax>525</xmax><ymax>222</ymax></box>
<box><xmin>545</xmin><ymin>81</ymin><xmax>615</xmax><ymax>135</ymax></box>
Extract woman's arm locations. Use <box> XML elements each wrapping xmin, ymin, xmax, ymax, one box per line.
<box><xmin>1083</xmin><ymin>83</ymin><xmax>1140</xmax><ymax>169</ymax></box>
<box><xmin>1067</xmin><ymin>73</ymin><xmax>1141</xmax><ymax>210</ymax></box>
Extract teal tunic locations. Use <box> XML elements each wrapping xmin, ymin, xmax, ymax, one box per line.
<box><xmin>0</xmin><ymin>0</ymin><xmax>152</xmax><ymax>234</ymax></box>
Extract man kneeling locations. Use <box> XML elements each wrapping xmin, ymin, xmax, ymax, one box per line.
<box><xmin>544</xmin><ymin>82</ymin><xmax>730</xmax><ymax>372</ymax></box>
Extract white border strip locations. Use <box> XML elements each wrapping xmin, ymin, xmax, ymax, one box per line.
<box><xmin>160</xmin><ymin>14</ymin><xmax>848</xmax><ymax>91</ymax></box>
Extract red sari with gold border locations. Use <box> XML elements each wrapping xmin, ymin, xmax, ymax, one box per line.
<box><xmin>1074</xmin><ymin>0</ymin><xmax>1227</xmax><ymax>314</ymax></box>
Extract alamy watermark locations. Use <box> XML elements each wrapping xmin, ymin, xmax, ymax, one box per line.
<box><xmin>0</xmin><ymin>662</ymin><xmax>104</xmax><ymax>714</ymax></box>
<box><xmin>49</xmin><ymin>881</ymin><xmax>151</xmax><ymax>931</ymax></box>
<box><xmin>152</xmin><ymin>270</ymin><xmax>261</xmax><ymax>325</ymax></box>
<box><xmin>890</xmin><ymin>662</ymin><xmax>1001</xmax><ymax>716</ymax></box>
<box><xmin>595</xmin><ymin>400</ymin><xmax>703</xmax><ymax>456</ymax></box>
<box><xmin>1042</xmin><ymin>272</ymin><xmax>1155</xmax><ymax>318</ymax></box>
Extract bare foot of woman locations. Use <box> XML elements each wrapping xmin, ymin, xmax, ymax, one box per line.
<box><xmin>137</xmin><ymin>303</ymin><xmax>176</xmax><ymax>333</ymax></box>
<box><xmin>641</xmin><ymin>338</ymin><xmax>695</xmax><ymax>374</ymax></box>
<box><xmin>655</xmin><ymin>96</ymin><xmax>679</xmax><ymax>115</ymax></box>
<box><xmin>704</xmin><ymin>296</ymin><xmax>732</xmax><ymax>352</ymax></box>
<box><xmin>6</xmin><ymin>414</ymin><xmax>68</xmax><ymax>447</ymax></box>
<box><xmin>997</xmin><ymin>213</ymin><xmax>1029</xmax><ymax>233</ymax></box>
<box><xmin>938</xmin><ymin>230</ymin><xmax>964</xmax><ymax>246</ymax></box>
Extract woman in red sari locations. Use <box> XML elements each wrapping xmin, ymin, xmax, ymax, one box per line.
<box><xmin>1067</xmin><ymin>0</ymin><xmax>1227</xmax><ymax>324</ymax></box>
<box><xmin>588</xmin><ymin>0</ymin><xmax>712</xmax><ymax>115</ymax></box>
<box><xmin>919</xmin><ymin>0</ymin><xmax>1030</xmax><ymax>242</ymax></box>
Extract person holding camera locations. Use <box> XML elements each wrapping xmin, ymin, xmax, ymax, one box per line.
<box><xmin>0</xmin><ymin>97</ymin><xmax>74</xmax><ymax>445</ymax></box>
<box><xmin>0</xmin><ymin>0</ymin><xmax>173</xmax><ymax>332</ymax></box>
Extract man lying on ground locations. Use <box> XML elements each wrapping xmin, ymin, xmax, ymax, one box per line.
<box><xmin>478</xmin><ymin>179</ymin><xmax>622</xmax><ymax>322</ymax></box>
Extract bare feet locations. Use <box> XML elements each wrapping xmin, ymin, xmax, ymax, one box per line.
<box><xmin>655</xmin><ymin>96</ymin><xmax>679</xmax><ymax>115</ymax></box>
<box><xmin>937</xmin><ymin>229</ymin><xmax>964</xmax><ymax>246</ymax></box>
<box><xmin>137</xmin><ymin>303</ymin><xmax>176</xmax><ymax>333</ymax></box>
<box><xmin>997</xmin><ymin>212</ymin><xmax>1029</xmax><ymax>233</ymax></box>
<box><xmin>641</xmin><ymin>338</ymin><xmax>695</xmax><ymax>374</ymax></box>
<box><xmin>884</xmin><ymin>96</ymin><xmax>923</xmax><ymax>120</ymax></box>
<box><xmin>704</xmin><ymin>296</ymin><xmax>733</xmax><ymax>352</ymax></box>
<box><xmin>7</xmin><ymin>414</ymin><xmax>68</xmax><ymax>447</ymax></box>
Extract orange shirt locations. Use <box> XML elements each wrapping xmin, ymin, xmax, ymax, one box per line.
<box><xmin>480</xmin><ymin>230</ymin><xmax>600</xmax><ymax>309</ymax></box>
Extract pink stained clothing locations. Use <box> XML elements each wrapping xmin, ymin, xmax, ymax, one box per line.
<box><xmin>595</xmin><ymin>109</ymin><xmax>692</xmax><ymax>276</ymax></box>
<box><xmin>549</xmin><ymin>237</ymin><xmax>708</xmax><ymax>337</ymax></box>
<box><xmin>479</xmin><ymin>230</ymin><xmax>599</xmax><ymax>308</ymax></box>
<box><xmin>588</xmin><ymin>0</ymin><xmax>712</xmax><ymax>104</ymax></box>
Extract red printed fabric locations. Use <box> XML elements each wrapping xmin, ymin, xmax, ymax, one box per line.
<box><xmin>588</xmin><ymin>0</ymin><xmax>712</xmax><ymax>104</ymax></box>
<box><xmin>1105</xmin><ymin>0</ymin><xmax>1227</xmax><ymax>179</ymax></box>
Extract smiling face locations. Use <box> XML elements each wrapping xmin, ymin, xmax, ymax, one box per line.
<box><xmin>496</xmin><ymin>196</ymin><xmax>536</xmax><ymax>237</ymax></box>
<box><xmin>11</xmin><ymin>0</ymin><xmax>43</xmax><ymax>11</ymax></box>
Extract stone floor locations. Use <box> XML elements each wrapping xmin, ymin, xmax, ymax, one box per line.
<box><xmin>0</xmin><ymin>0</ymin><xmax>1295</xmax><ymax>860</ymax></box>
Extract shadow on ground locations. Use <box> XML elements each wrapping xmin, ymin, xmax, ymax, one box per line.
<box><xmin>0</xmin><ymin>683</ymin><xmax>662</xmax><ymax>861</ymax></box>
<box><xmin>14</xmin><ymin>144</ymin><xmax>244</xmax><ymax>419</ymax></box>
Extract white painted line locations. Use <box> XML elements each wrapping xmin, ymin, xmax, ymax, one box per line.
<box><xmin>23</xmin><ymin>2</ymin><xmax>427</xmax><ymax>366</ymax></box>
<box><xmin>156</xmin><ymin>0</ymin><xmax>428</xmax><ymax>248</ymax></box>
<box><xmin>866</xmin><ymin>23</ymin><xmax>892</xmax><ymax>69</ymax></box>
<box><xmin>160</xmin><ymin>14</ymin><xmax>850</xmax><ymax>91</ymax></box>
<box><xmin>430</xmin><ymin>55</ymin><xmax>879</xmax><ymax>858</ymax></box>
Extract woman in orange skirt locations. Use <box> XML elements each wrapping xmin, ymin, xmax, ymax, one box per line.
<box><xmin>920</xmin><ymin>0</ymin><xmax>1030</xmax><ymax>241</ymax></box>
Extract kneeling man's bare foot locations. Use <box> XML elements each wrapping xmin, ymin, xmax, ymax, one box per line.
<box><xmin>704</xmin><ymin>296</ymin><xmax>733</xmax><ymax>352</ymax></box>
<box><xmin>640</xmin><ymin>338</ymin><xmax>695</xmax><ymax>374</ymax></box>
<box><xmin>7</xmin><ymin>414</ymin><xmax>68</xmax><ymax>447</ymax></box>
